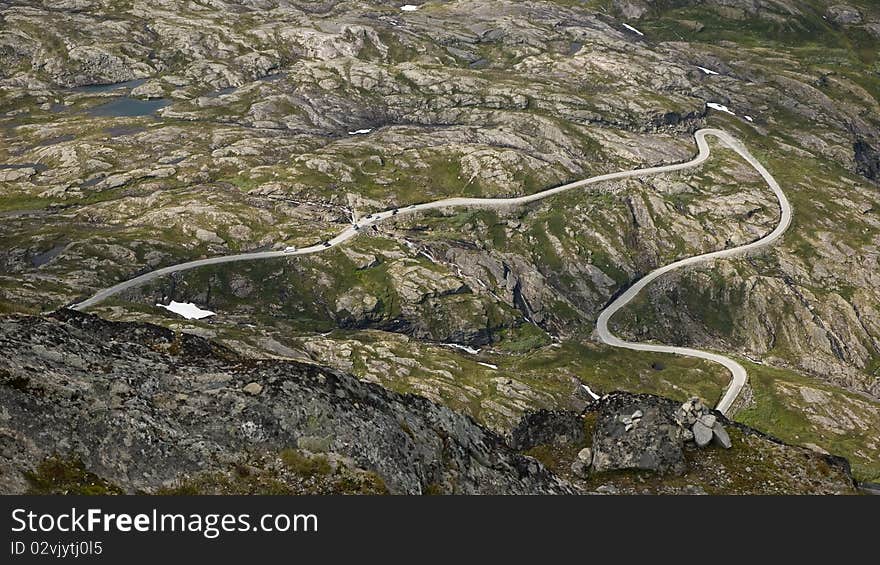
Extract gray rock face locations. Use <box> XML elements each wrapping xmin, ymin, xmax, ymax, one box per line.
<box><xmin>590</xmin><ymin>393</ymin><xmax>686</xmax><ymax>475</ymax></box>
<box><xmin>0</xmin><ymin>311</ymin><xmax>574</xmax><ymax>495</ymax></box>
<box><xmin>612</xmin><ymin>0</ymin><xmax>650</xmax><ymax>19</ymax></box>
<box><xmin>509</xmin><ymin>409</ymin><xmax>585</xmax><ymax>451</ymax></box>
<box><xmin>826</xmin><ymin>5</ymin><xmax>863</xmax><ymax>25</ymax></box>
<box><xmin>854</xmin><ymin>140</ymin><xmax>880</xmax><ymax>182</ymax></box>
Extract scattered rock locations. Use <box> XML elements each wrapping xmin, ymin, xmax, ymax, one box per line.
<box><xmin>577</xmin><ymin>447</ymin><xmax>592</xmax><ymax>464</ymax></box>
<box><xmin>243</xmin><ymin>382</ymin><xmax>263</xmax><ymax>395</ymax></box>
<box><xmin>612</xmin><ymin>0</ymin><xmax>649</xmax><ymax>19</ymax></box>
<box><xmin>131</xmin><ymin>80</ymin><xmax>166</xmax><ymax>99</ymax></box>
<box><xmin>570</xmin><ymin>460</ymin><xmax>590</xmax><ymax>479</ymax></box>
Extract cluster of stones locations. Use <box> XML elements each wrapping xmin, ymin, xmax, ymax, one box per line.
<box><xmin>618</xmin><ymin>409</ymin><xmax>643</xmax><ymax>432</ymax></box>
<box><xmin>674</xmin><ymin>398</ymin><xmax>731</xmax><ymax>449</ymax></box>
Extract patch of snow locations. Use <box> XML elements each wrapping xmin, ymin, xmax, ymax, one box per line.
<box><xmin>348</xmin><ymin>128</ymin><xmax>373</xmax><ymax>135</ymax></box>
<box><xmin>446</xmin><ymin>343</ymin><xmax>481</xmax><ymax>355</ymax></box>
<box><xmin>477</xmin><ymin>362</ymin><xmax>498</xmax><ymax>370</ymax></box>
<box><xmin>581</xmin><ymin>384</ymin><xmax>601</xmax><ymax>401</ymax></box>
<box><xmin>622</xmin><ymin>23</ymin><xmax>644</xmax><ymax>36</ymax></box>
<box><xmin>157</xmin><ymin>301</ymin><xmax>216</xmax><ymax>320</ymax></box>
<box><xmin>400</xmin><ymin>4</ymin><xmax>419</xmax><ymax>11</ymax></box>
<box><xmin>697</xmin><ymin>66</ymin><xmax>719</xmax><ymax>76</ymax></box>
<box><xmin>744</xmin><ymin>115</ymin><xmax>754</xmax><ymax>122</ymax></box>
<box><xmin>706</xmin><ymin>102</ymin><xmax>736</xmax><ymax>116</ymax></box>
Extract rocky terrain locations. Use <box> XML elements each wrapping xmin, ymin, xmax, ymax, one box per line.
<box><xmin>0</xmin><ymin>312</ymin><xmax>857</xmax><ymax>494</ymax></box>
<box><xmin>1</xmin><ymin>1</ymin><xmax>879</xmax><ymax>488</ymax></box>
<box><xmin>0</xmin><ymin>310</ymin><xmax>576</xmax><ymax>494</ymax></box>
<box><xmin>521</xmin><ymin>392</ymin><xmax>857</xmax><ymax>495</ymax></box>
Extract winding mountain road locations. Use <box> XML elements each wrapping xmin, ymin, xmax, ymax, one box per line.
<box><xmin>72</xmin><ymin>128</ymin><xmax>791</xmax><ymax>415</ymax></box>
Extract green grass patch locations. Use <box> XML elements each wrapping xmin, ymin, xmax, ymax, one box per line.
<box><xmin>735</xmin><ymin>361</ymin><xmax>880</xmax><ymax>482</ymax></box>
<box><xmin>25</xmin><ymin>455</ymin><xmax>123</xmax><ymax>495</ymax></box>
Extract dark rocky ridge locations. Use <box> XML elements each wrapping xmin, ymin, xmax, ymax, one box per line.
<box><xmin>0</xmin><ymin>310</ymin><xmax>573</xmax><ymax>494</ymax></box>
<box><xmin>0</xmin><ymin>311</ymin><xmax>860</xmax><ymax>494</ymax></box>
<box><xmin>509</xmin><ymin>409</ymin><xmax>585</xmax><ymax>451</ymax></box>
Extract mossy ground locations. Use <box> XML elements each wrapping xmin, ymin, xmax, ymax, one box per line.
<box><xmin>159</xmin><ymin>450</ymin><xmax>388</xmax><ymax>495</ymax></box>
<box><xmin>25</xmin><ymin>455</ymin><xmax>123</xmax><ymax>495</ymax></box>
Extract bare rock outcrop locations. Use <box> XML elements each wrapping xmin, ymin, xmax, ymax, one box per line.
<box><xmin>0</xmin><ymin>311</ymin><xmax>574</xmax><ymax>495</ymax></box>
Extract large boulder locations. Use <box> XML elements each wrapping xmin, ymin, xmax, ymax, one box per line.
<box><xmin>692</xmin><ymin>421</ymin><xmax>713</xmax><ymax>448</ymax></box>
<box><xmin>589</xmin><ymin>393</ymin><xmax>686</xmax><ymax>475</ymax></box>
<box><xmin>712</xmin><ymin>423</ymin><xmax>732</xmax><ymax>449</ymax></box>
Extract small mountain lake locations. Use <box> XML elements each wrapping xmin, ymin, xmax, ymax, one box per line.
<box><xmin>87</xmin><ymin>97</ymin><xmax>169</xmax><ymax>117</ymax></box>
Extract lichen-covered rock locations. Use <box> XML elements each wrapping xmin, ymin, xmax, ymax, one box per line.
<box><xmin>0</xmin><ymin>311</ymin><xmax>574</xmax><ymax>495</ymax></box>
<box><xmin>589</xmin><ymin>393</ymin><xmax>686</xmax><ymax>475</ymax></box>
<box><xmin>509</xmin><ymin>409</ymin><xmax>585</xmax><ymax>451</ymax></box>
<box><xmin>826</xmin><ymin>5</ymin><xmax>863</xmax><ymax>25</ymax></box>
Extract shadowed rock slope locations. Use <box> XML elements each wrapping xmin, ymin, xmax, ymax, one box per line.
<box><xmin>0</xmin><ymin>310</ymin><xmax>573</xmax><ymax>494</ymax></box>
<box><xmin>0</xmin><ymin>310</ymin><xmax>859</xmax><ymax>495</ymax></box>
